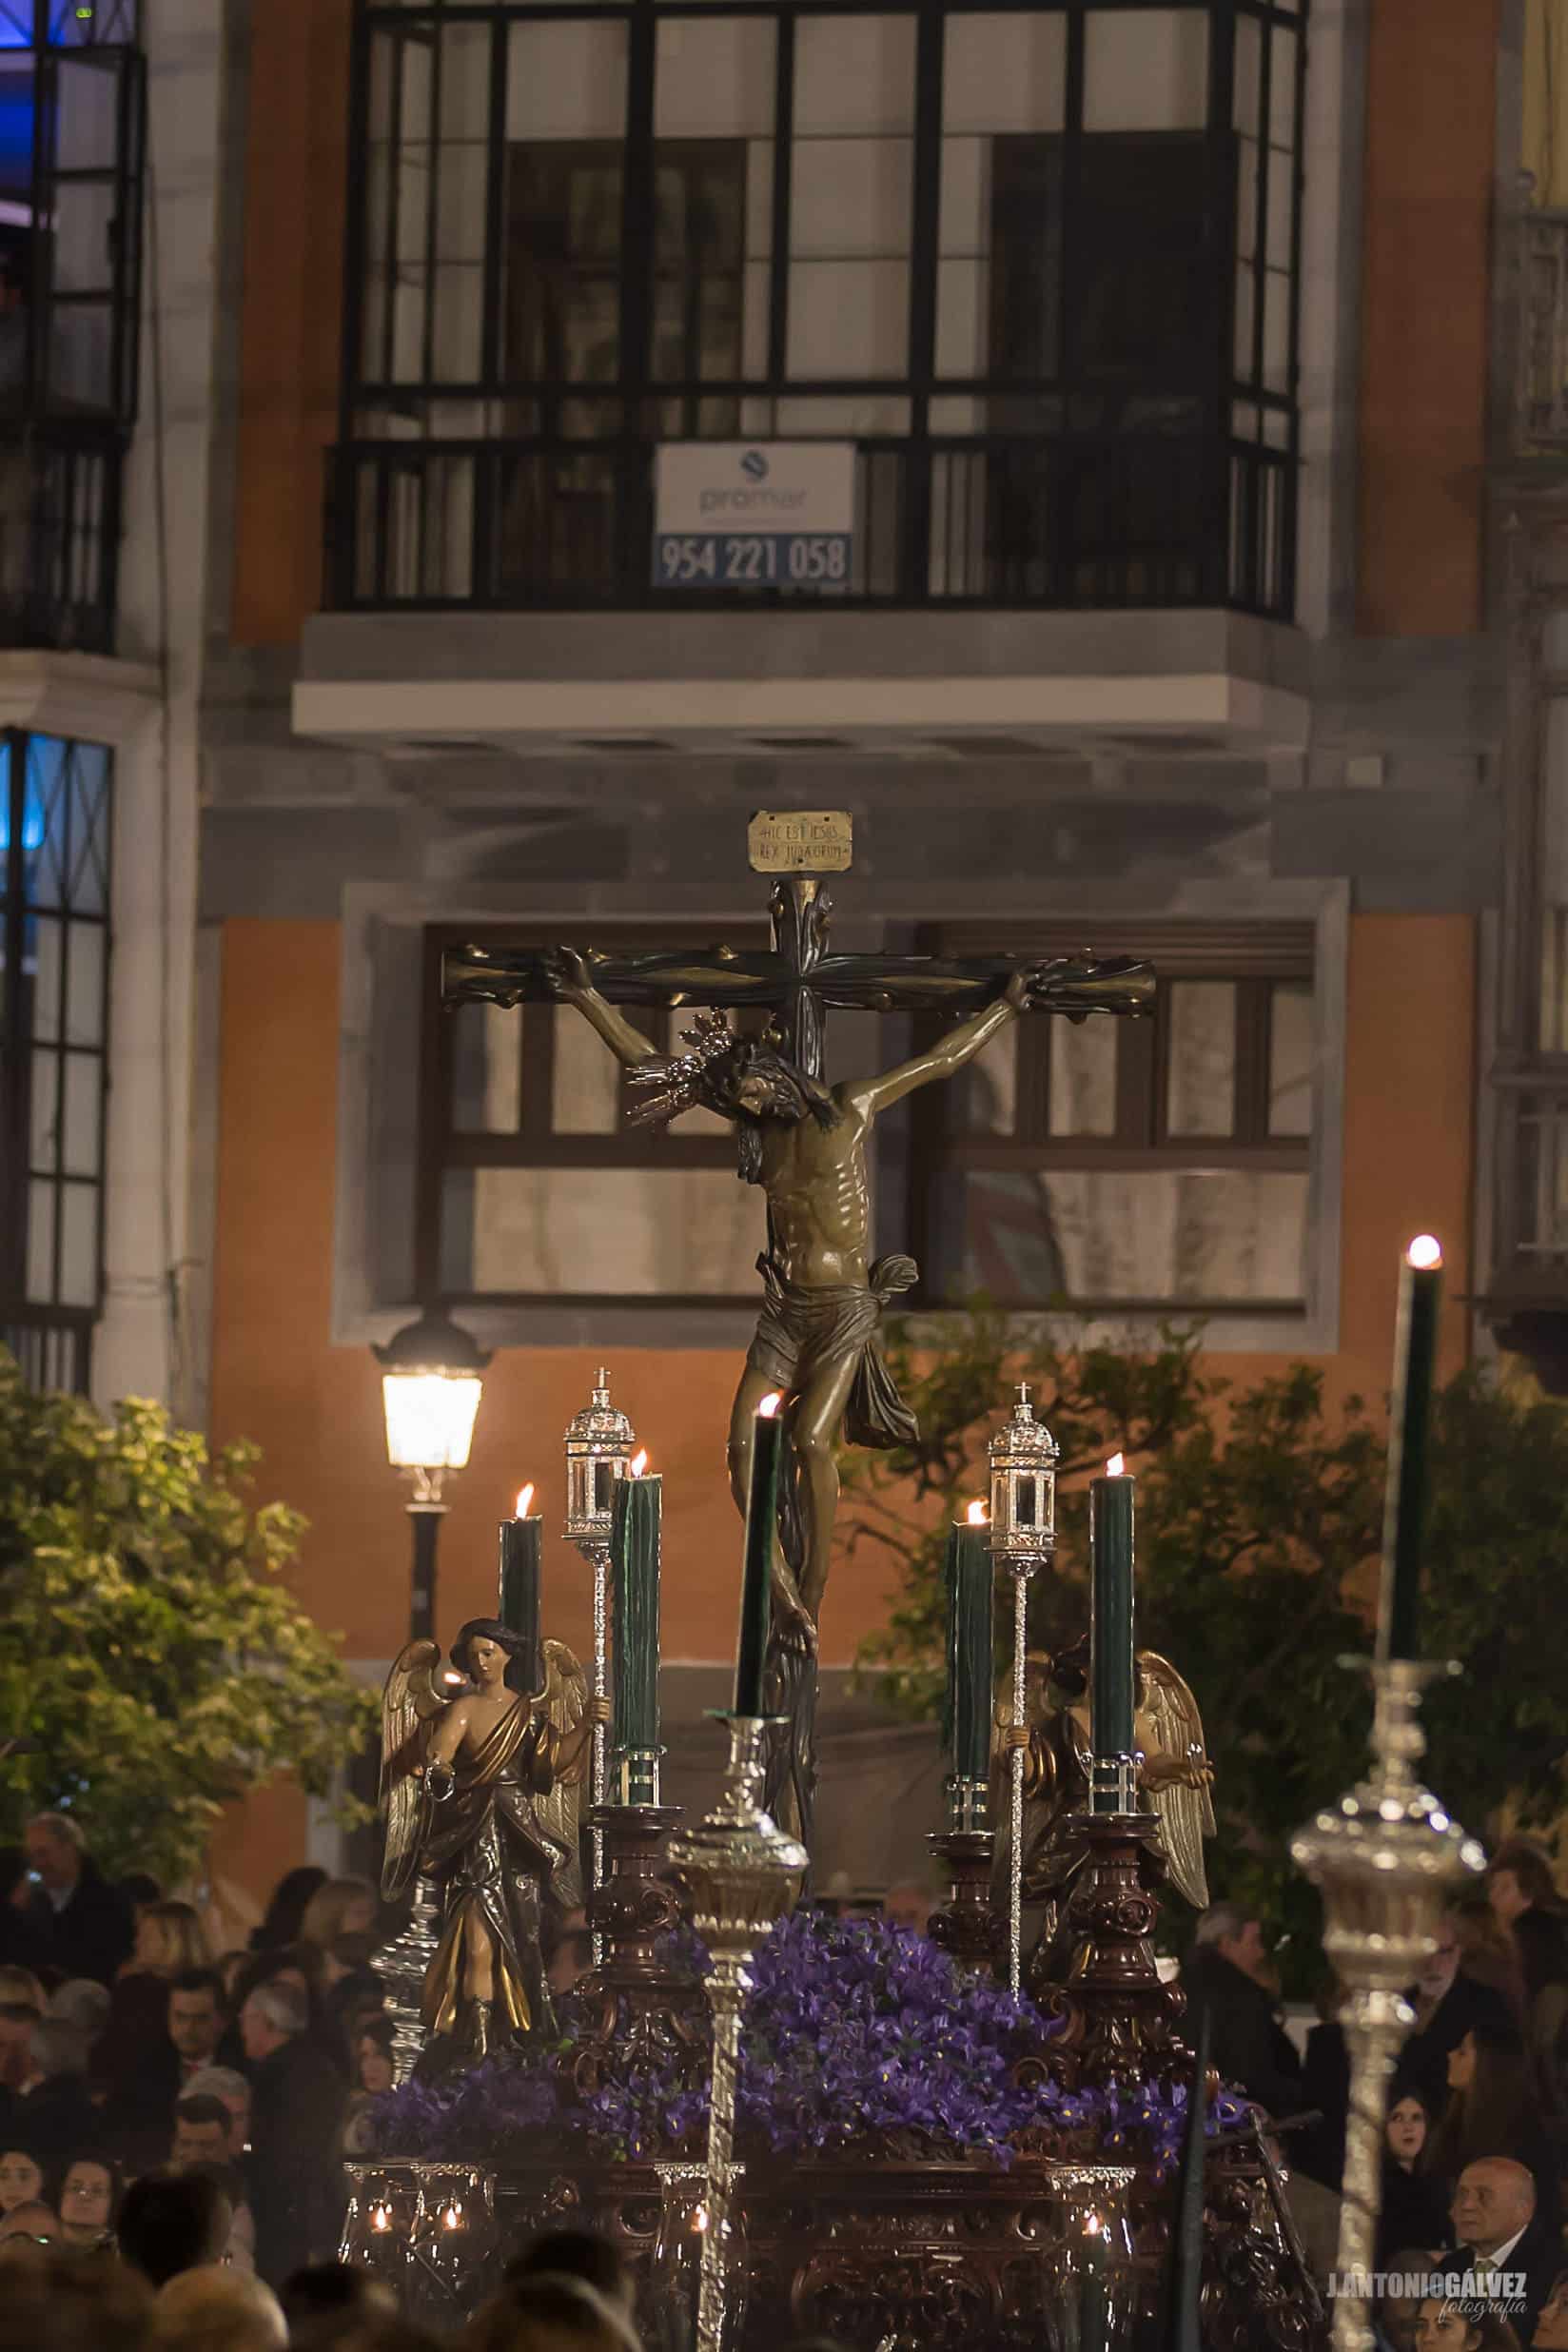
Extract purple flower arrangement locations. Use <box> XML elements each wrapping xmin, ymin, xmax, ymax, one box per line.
<box><xmin>365</xmin><ymin>1911</ymin><xmax>1248</xmax><ymax>2180</ymax></box>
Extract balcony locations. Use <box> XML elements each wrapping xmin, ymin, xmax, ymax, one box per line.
<box><xmin>0</xmin><ymin>1302</ymin><xmax>93</xmax><ymax>1397</ymax></box>
<box><xmin>0</xmin><ymin>424</ymin><xmax>127</xmax><ymax>657</ymax></box>
<box><xmin>327</xmin><ymin>429</ymin><xmax>1293</xmax><ymax>622</ymax></box>
<box><xmin>1518</xmin><ymin>208</ymin><xmax>1568</xmax><ymax>451</ymax></box>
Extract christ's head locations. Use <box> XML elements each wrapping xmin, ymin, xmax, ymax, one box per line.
<box><xmin>700</xmin><ymin>1041</ymin><xmax>838</xmax><ymax>1182</ymax></box>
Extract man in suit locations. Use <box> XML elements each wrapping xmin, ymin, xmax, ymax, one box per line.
<box><xmin>240</xmin><ymin>1979</ymin><xmax>343</xmax><ymax>2285</ymax></box>
<box><xmin>1180</xmin><ymin>1903</ymin><xmax>1306</xmax><ymax>2121</ymax></box>
<box><xmin>21</xmin><ymin>1812</ymin><xmax>133</xmax><ymax>1987</ymax></box>
<box><xmin>1400</xmin><ymin>1913</ymin><xmax>1518</xmax><ymax>2112</ymax></box>
<box><xmin>1448</xmin><ymin>2158</ymin><xmax>1560</xmax><ymax>2345</ymax></box>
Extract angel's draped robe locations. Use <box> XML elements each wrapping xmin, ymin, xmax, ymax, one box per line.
<box><xmin>420</xmin><ymin>1698</ymin><xmax>569</xmax><ymax>2041</ymax></box>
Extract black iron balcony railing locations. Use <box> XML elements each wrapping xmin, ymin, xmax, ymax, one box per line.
<box><xmin>326</xmin><ymin>431</ymin><xmax>1294</xmax><ymax>621</ymax></box>
<box><xmin>0</xmin><ymin>423</ymin><xmax>127</xmax><ymax>657</ymax></box>
<box><xmin>0</xmin><ymin>1302</ymin><xmax>94</xmax><ymax>1398</ymax></box>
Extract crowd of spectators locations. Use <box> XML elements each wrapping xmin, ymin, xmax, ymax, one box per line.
<box><xmin>1181</xmin><ymin>1837</ymin><xmax>1568</xmax><ymax>2350</ymax></box>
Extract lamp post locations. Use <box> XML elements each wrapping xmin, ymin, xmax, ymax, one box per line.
<box><xmin>373</xmin><ymin>1309</ymin><xmax>490</xmax><ymax>1640</ymax></box>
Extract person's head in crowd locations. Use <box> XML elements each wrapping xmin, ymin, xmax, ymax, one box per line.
<box><xmin>354</xmin><ymin>2015</ymin><xmax>396</xmax><ymax>2097</ymax></box>
<box><xmin>1386</xmin><ymin>2088</ymin><xmax>1433</xmax><ymax>2171</ymax></box>
<box><xmin>181</xmin><ymin>2068</ymin><xmax>249</xmax><ymax>2158</ymax></box>
<box><xmin>1413</xmin><ymin>2303</ymin><xmax>1521</xmax><ymax>2350</ymax></box>
<box><xmin>1450</xmin><ymin>2157</ymin><xmax>1537</xmax><ymax>2258</ymax></box>
<box><xmin>0</xmin><ymin>2003</ymin><xmax>39</xmax><ymax>2091</ymax></box>
<box><xmin>882</xmin><ymin>1882</ymin><xmax>934</xmax><ymax>1935</ymax></box>
<box><xmin>1414</xmin><ymin>1917</ymin><xmax>1461</xmax><ymax>2007</ymax></box>
<box><xmin>150</xmin><ymin>2264</ymin><xmax>286</xmax><ymax>2352</ymax></box>
<box><xmin>215</xmin><ymin>1950</ymin><xmax>249</xmax><ymax>2004</ymax></box>
<box><xmin>290</xmin><ymin>2322</ymin><xmax>441</xmax><ymax>2352</ymax></box>
<box><xmin>0</xmin><ymin>1970</ymin><xmax>44</xmax><ymax>2013</ymax></box>
<box><xmin>1377</xmin><ymin>2248</ymin><xmax>1441</xmax><ymax>2352</ymax></box>
<box><xmin>504</xmin><ymin>2227</ymin><xmax>635</xmax><ymax>2317</ymax></box>
<box><xmin>117</xmin><ymin>2171</ymin><xmax>233</xmax><ymax>2287</ymax></box>
<box><xmin>299</xmin><ymin>1878</ymin><xmax>378</xmax><ymax>1951</ymax></box>
<box><xmin>133</xmin><ymin>1904</ymin><xmax>211</xmax><ymax>1980</ymax></box>
<box><xmin>1192</xmin><ymin>1901</ymin><xmax>1273</xmax><ymax>1988</ymax></box>
<box><xmin>464</xmin><ymin>2274</ymin><xmax>642</xmax><ymax>2352</ymax></box>
<box><xmin>280</xmin><ymin>2264</ymin><xmax>398</xmax><ymax>2333</ymax></box>
<box><xmin>0</xmin><ymin>2148</ymin><xmax>45</xmax><ymax>2214</ymax></box>
<box><xmin>119</xmin><ymin>1872</ymin><xmax>163</xmax><ymax>1914</ymax></box>
<box><xmin>25</xmin><ymin>2015</ymin><xmax>90</xmax><ymax>2088</ymax></box>
<box><xmin>1537</xmin><ymin>2271</ymin><xmax>1568</xmax><ymax>2351</ymax></box>
<box><xmin>49</xmin><ymin>1978</ymin><xmax>110</xmax><ymax>2041</ymax></box>
<box><xmin>1433</xmin><ymin>2018</ymin><xmax>1539</xmax><ymax>2166</ymax></box>
<box><xmin>239</xmin><ymin>1977</ymin><xmax>306</xmax><ymax>2063</ymax></box>
<box><xmin>58</xmin><ymin>2154</ymin><xmax>122</xmax><ymax>2246</ymax></box>
<box><xmin>170</xmin><ymin>2096</ymin><xmax>232</xmax><ymax>2170</ymax></box>
<box><xmin>1486</xmin><ymin>1841</ymin><xmax>1558</xmax><ymax>1928</ymax></box>
<box><xmin>23</xmin><ymin>1813</ymin><xmax>85</xmax><ymax>1899</ymax></box>
<box><xmin>167</xmin><ymin>1970</ymin><xmax>225</xmax><ymax>2070</ymax></box>
<box><xmin>253</xmin><ymin>1867</ymin><xmax>328</xmax><ymax>1952</ymax></box>
<box><xmin>323</xmin><ymin>1932</ymin><xmax>380</xmax><ymax>1993</ymax></box>
<box><xmin>1448</xmin><ymin>1894</ymin><xmax>1524</xmax><ymax>1989</ymax></box>
<box><xmin>544</xmin><ymin>1909</ymin><xmax>592</xmax><ymax>1998</ymax></box>
<box><xmin>0</xmin><ymin>2241</ymin><xmax>153</xmax><ymax>2346</ymax></box>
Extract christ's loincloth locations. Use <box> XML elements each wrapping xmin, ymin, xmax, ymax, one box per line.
<box><xmin>746</xmin><ymin>1251</ymin><xmax>919</xmax><ymax>1448</ymax></box>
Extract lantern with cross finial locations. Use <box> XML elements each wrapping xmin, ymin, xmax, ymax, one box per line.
<box><xmin>988</xmin><ymin>1383</ymin><xmax>1059</xmax><ymax>1563</ymax></box>
<box><xmin>564</xmin><ymin>1368</ymin><xmax>637</xmax><ymax>1545</ymax></box>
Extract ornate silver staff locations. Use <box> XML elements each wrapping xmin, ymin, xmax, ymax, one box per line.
<box><xmin>988</xmin><ymin>1385</ymin><xmax>1058</xmax><ymax>1994</ymax></box>
<box><xmin>564</xmin><ymin>1369</ymin><xmax>637</xmax><ymax>1961</ymax></box>
<box><xmin>668</xmin><ymin>1715</ymin><xmax>806</xmax><ymax>2352</ymax></box>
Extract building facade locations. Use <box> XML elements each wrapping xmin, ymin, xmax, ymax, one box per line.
<box><xmin>6</xmin><ymin>0</ymin><xmax>1537</xmax><ymax>1891</ymax></box>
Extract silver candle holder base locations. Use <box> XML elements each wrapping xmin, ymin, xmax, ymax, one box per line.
<box><xmin>667</xmin><ymin>1715</ymin><xmax>808</xmax><ymax>2352</ymax></box>
<box><xmin>373</xmin><ymin>1874</ymin><xmax>442</xmax><ymax>2084</ymax></box>
<box><xmin>1291</xmin><ymin>1656</ymin><xmax>1484</xmax><ymax>2352</ymax></box>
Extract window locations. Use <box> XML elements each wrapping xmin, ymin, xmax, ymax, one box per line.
<box><xmin>0</xmin><ymin>0</ymin><xmax>144</xmax><ymax>653</ymax></box>
<box><xmin>908</xmin><ymin>922</ymin><xmax>1315</xmax><ymax>1311</ymax></box>
<box><xmin>336</xmin><ymin>0</ymin><xmax>1304</xmax><ymax>618</ymax></box>
<box><xmin>0</xmin><ymin>729</ymin><xmax>112</xmax><ymax>1391</ymax></box>
<box><xmin>418</xmin><ymin>919</ymin><xmax>1316</xmax><ymax>1321</ymax></box>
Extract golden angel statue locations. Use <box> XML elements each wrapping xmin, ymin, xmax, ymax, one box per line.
<box><xmin>380</xmin><ymin>1617</ymin><xmax>609</xmax><ymax>2070</ymax></box>
<box><xmin>1000</xmin><ymin>1634</ymin><xmax>1215</xmax><ymax>1970</ymax></box>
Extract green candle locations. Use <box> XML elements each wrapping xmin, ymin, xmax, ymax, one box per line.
<box><xmin>610</xmin><ymin>1470</ymin><xmax>661</xmax><ymax>1781</ymax></box>
<box><xmin>499</xmin><ymin>1487</ymin><xmax>541</xmax><ymax>1691</ymax></box>
<box><xmin>735</xmin><ymin>1393</ymin><xmax>784</xmax><ymax>1716</ymax></box>
<box><xmin>1089</xmin><ymin>1458</ymin><xmax>1135</xmax><ymax>1808</ymax></box>
<box><xmin>945</xmin><ymin>1509</ymin><xmax>994</xmax><ymax>1786</ymax></box>
<box><xmin>1378</xmin><ymin>1235</ymin><xmax>1443</xmax><ymax>1664</ymax></box>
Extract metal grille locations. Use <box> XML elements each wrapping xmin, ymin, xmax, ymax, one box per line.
<box><xmin>334</xmin><ymin>0</ymin><xmax>1303</xmax><ymax>618</ymax></box>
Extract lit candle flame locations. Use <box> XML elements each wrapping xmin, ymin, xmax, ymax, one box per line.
<box><xmin>1106</xmin><ymin>1453</ymin><xmax>1126</xmax><ymax>1478</ymax></box>
<box><xmin>442</xmin><ymin>2205</ymin><xmax>461</xmax><ymax>2230</ymax></box>
<box><xmin>758</xmin><ymin>1392</ymin><xmax>783</xmax><ymax>1420</ymax></box>
<box><xmin>515</xmin><ymin>1482</ymin><xmax>535</xmax><ymax>1519</ymax></box>
<box><xmin>1406</xmin><ymin>1233</ymin><xmax>1442</xmax><ymax>1271</ymax></box>
<box><xmin>965</xmin><ymin>1499</ymin><xmax>988</xmax><ymax>1526</ymax></box>
<box><xmin>630</xmin><ymin>1448</ymin><xmax>649</xmax><ymax>1478</ymax></box>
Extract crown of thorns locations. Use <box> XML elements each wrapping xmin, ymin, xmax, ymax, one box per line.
<box><xmin>624</xmin><ymin>1009</ymin><xmax>741</xmax><ymax>1127</ymax></box>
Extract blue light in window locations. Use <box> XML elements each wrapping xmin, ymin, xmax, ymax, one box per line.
<box><xmin>0</xmin><ymin>796</ymin><xmax>46</xmax><ymax>853</ymax></box>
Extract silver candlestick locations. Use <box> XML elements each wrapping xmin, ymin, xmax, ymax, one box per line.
<box><xmin>988</xmin><ymin>1385</ymin><xmax>1058</xmax><ymax>1994</ymax></box>
<box><xmin>1291</xmin><ymin>1657</ymin><xmax>1483</xmax><ymax>2352</ymax></box>
<box><xmin>667</xmin><ymin>1716</ymin><xmax>807</xmax><ymax>2352</ymax></box>
<box><xmin>372</xmin><ymin>1873</ymin><xmax>442</xmax><ymax>2083</ymax></box>
<box><xmin>564</xmin><ymin>1368</ymin><xmax>637</xmax><ymax>1961</ymax></box>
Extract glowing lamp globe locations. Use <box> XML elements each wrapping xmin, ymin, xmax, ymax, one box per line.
<box><xmin>373</xmin><ymin>1310</ymin><xmax>491</xmax><ymax>1483</ymax></box>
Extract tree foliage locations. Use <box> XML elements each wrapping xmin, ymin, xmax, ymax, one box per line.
<box><xmin>0</xmin><ymin>1355</ymin><xmax>379</xmax><ymax>1883</ymax></box>
<box><xmin>845</xmin><ymin>1311</ymin><xmax>1568</xmax><ymax>1989</ymax></box>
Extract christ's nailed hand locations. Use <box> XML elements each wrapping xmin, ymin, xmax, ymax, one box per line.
<box><xmin>544</xmin><ymin>944</ymin><xmax>596</xmax><ymax>999</ymax></box>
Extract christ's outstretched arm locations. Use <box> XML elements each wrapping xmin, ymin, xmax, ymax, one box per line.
<box><xmin>547</xmin><ymin>948</ymin><xmax>658</xmax><ymax>1067</ymax></box>
<box><xmin>839</xmin><ymin>969</ymin><xmax>1029</xmax><ymax>1119</ymax></box>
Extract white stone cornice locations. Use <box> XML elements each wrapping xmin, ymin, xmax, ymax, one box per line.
<box><xmin>0</xmin><ymin>650</ymin><xmax>164</xmax><ymax>747</ymax></box>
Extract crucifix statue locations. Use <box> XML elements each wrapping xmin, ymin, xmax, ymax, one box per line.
<box><xmin>441</xmin><ymin>827</ymin><xmax>1152</xmax><ymax>1845</ymax></box>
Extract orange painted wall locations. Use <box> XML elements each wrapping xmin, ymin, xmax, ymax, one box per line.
<box><xmin>206</xmin><ymin>912</ymin><xmax>1477</xmax><ymax>1898</ymax></box>
<box><xmin>231</xmin><ymin>0</ymin><xmax>354</xmax><ymax>645</ymax></box>
<box><xmin>1356</xmin><ymin>0</ymin><xmax>1499</xmax><ymax>635</ymax></box>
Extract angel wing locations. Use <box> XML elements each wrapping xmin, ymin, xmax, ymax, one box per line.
<box><xmin>380</xmin><ymin>1637</ymin><xmax>445</xmax><ymax>1901</ymax></box>
<box><xmin>534</xmin><ymin>1637</ymin><xmax>589</xmax><ymax>1911</ymax></box>
<box><xmin>1137</xmin><ymin>1650</ymin><xmax>1216</xmax><ymax>1911</ymax></box>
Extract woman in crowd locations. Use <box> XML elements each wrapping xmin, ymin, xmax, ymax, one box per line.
<box><xmin>1424</xmin><ymin>2019</ymin><xmax>1558</xmax><ymax>2223</ymax></box>
<box><xmin>249</xmin><ymin>1867</ymin><xmax>328</xmax><ymax>1953</ymax></box>
<box><xmin>1413</xmin><ymin>2298</ymin><xmax>1520</xmax><ymax>2349</ymax></box>
<box><xmin>57</xmin><ymin>2151</ymin><xmax>122</xmax><ymax>2248</ymax></box>
<box><xmin>339</xmin><ymin>2016</ymin><xmax>398</xmax><ymax>2159</ymax></box>
<box><xmin>1380</xmin><ymin>2087</ymin><xmax>1448</xmax><ymax>2260</ymax></box>
<box><xmin>299</xmin><ymin>1878</ymin><xmax>379</xmax><ymax>1953</ymax></box>
<box><xmin>0</xmin><ymin>2149</ymin><xmax>45</xmax><ymax>2217</ymax></box>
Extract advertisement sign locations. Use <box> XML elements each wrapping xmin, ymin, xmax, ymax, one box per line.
<box><xmin>653</xmin><ymin>442</ymin><xmax>854</xmax><ymax>590</ymax></box>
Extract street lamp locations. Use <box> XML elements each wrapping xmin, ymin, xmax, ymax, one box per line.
<box><xmin>373</xmin><ymin>1308</ymin><xmax>491</xmax><ymax>1640</ymax></box>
